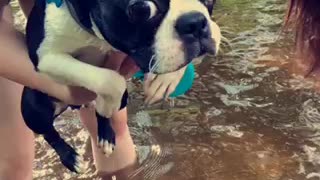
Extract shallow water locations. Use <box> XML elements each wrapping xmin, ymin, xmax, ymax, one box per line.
<box><xmin>12</xmin><ymin>0</ymin><xmax>320</xmax><ymax>179</ymax></box>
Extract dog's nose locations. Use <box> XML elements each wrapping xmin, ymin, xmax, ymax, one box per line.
<box><xmin>175</xmin><ymin>12</ymin><xmax>210</xmax><ymax>39</ymax></box>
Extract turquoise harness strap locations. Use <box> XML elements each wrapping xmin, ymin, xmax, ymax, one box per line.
<box><xmin>47</xmin><ymin>0</ymin><xmax>63</xmax><ymax>7</ymax></box>
<box><xmin>133</xmin><ymin>63</ymin><xmax>195</xmax><ymax>98</ymax></box>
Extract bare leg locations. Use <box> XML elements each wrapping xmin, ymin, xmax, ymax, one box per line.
<box><xmin>79</xmin><ymin>106</ymin><xmax>137</xmax><ymax>174</ymax></box>
<box><xmin>0</xmin><ymin>77</ymin><xmax>34</xmax><ymax>180</ymax></box>
<box><xmin>0</xmin><ymin>6</ymin><xmax>34</xmax><ymax>180</ymax></box>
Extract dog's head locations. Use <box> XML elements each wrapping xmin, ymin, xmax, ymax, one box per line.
<box><xmin>69</xmin><ymin>0</ymin><xmax>221</xmax><ymax>74</ymax></box>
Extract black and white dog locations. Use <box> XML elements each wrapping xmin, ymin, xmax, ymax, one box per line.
<box><xmin>21</xmin><ymin>0</ymin><xmax>221</xmax><ymax>173</ymax></box>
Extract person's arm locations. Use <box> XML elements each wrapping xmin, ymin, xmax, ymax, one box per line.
<box><xmin>0</xmin><ymin>4</ymin><xmax>96</xmax><ymax>105</ymax></box>
<box><xmin>18</xmin><ymin>0</ymin><xmax>34</xmax><ymax>17</ymax></box>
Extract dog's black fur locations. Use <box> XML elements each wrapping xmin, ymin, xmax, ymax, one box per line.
<box><xmin>21</xmin><ymin>0</ymin><xmax>219</xmax><ymax>173</ymax></box>
<box><xmin>23</xmin><ymin>0</ymin><xmax>130</xmax><ymax>173</ymax></box>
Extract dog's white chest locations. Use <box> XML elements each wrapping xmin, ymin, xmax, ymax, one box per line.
<box><xmin>37</xmin><ymin>3</ymin><xmax>112</xmax><ymax>65</ymax></box>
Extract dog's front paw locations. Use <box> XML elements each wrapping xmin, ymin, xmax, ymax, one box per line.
<box><xmin>96</xmin><ymin>113</ymin><xmax>116</xmax><ymax>156</ymax></box>
<box><xmin>96</xmin><ymin>71</ymin><xmax>126</xmax><ymax>96</ymax></box>
<box><xmin>95</xmin><ymin>94</ymin><xmax>122</xmax><ymax>118</ymax></box>
<box><xmin>95</xmin><ymin>73</ymin><xmax>126</xmax><ymax>118</ymax></box>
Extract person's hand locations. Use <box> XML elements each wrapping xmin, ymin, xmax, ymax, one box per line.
<box><xmin>36</xmin><ymin>73</ymin><xmax>97</xmax><ymax>105</ymax></box>
<box><xmin>102</xmin><ymin>51</ymin><xmax>188</xmax><ymax>105</ymax></box>
<box><xmin>36</xmin><ymin>51</ymin><xmax>139</xmax><ymax>106</ymax></box>
<box><xmin>98</xmin><ymin>51</ymin><xmax>188</xmax><ymax>106</ymax></box>
<box><xmin>103</xmin><ymin>51</ymin><xmax>140</xmax><ymax>79</ymax></box>
<box><xmin>144</xmin><ymin>66</ymin><xmax>187</xmax><ymax>105</ymax></box>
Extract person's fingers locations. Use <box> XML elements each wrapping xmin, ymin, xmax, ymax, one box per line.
<box><xmin>143</xmin><ymin>73</ymin><xmax>156</xmax><ymax>96</ymax></box>
<box><xmin>144</xmin><ymin>82</ymin><xmax>163</xmax><ymax>105</ymax></box>
<box><xmin>146</xmin><ymin>82</ymin><xmax>169</xmax><ymax>105</ymax></box>
<box><xmin>165</xmin><ymin>83</ymin><xmax>177</xmax><ymax>99</ymax></box>
<box><xmin>103</xmin><ymin>51</ymin><xmax>126</xmax><ymax>71</ymax></box>
<box><xmin>104</xmin><ymin>52</ymin><xmax>140</xmax><ymax>80</ymax></box>
<box><xmin>66</xmin><ymin>86</ymin><xmax>97</xmax><ymax>105</ymax></box>
<box><xmin>119</xmin><ymin>56</ymin><xmax>140</xmax><ymax>79</ymax></box>
<box><xmin>144</xmin><ymin>73</ymin><xmax>161</xmax><ymax>105</ymax></box>
<box><xmin>143</xmin><ymin>67</ymin><xmax>187</xmax><ymax>104</ymax></box>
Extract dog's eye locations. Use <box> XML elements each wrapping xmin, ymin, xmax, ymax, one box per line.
<box><xmin>127</xmin><ymin>1</ymin><xmax>158</xmax><ymax>23</ymax></box>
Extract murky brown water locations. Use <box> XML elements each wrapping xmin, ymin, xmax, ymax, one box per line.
<box><xmin>11</xmin><ymin>0</ymin><xmax>320</xmax><ymax>179</ymax></box>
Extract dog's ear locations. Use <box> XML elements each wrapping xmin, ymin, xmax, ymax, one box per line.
<box><xmin>65</xmin><ymin>0</ymin><xmax>94</xmax><ymax>31</ymax></box>
<box><xmin>201</xmin><ymin>0</ymin><xmax>216</xmax><ymax>15</ymax></box>
<box><xmin>208</xmin><ymin>0</ymin><xmax>217</xmax><ymax>15</ymax></box>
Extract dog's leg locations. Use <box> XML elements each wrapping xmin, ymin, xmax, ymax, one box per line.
<box><xmin>44</xmin><ymin>128</ymin><xmax>87</xmax><ymax>173</ymax></box>
<box><xmin>96</xmin><ymin>114</ymin><xmax>115</xmax><ymax>155</ymax></box>
<box><xmin>96</xmin><ymin>90</ymin><xmax>128</xmax><ymax>155</ymax></box>
<box><xmin>21</xmin><ymin>87</ymin><xmax>86</xmax><ymax>173</ymax></box>
<box><xmin>37</xmin><ymin>53</ymin><xmax>126</xmax><ymax>118</ymax></box>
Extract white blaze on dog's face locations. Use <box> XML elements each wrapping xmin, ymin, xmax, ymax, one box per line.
<box><xmin>89</xmin><ymin>0</ymin><xmax>221</xmax><ymax>74</ymax></box>
<box><xmin>154</xmin><ymin>0</ymin><xmax>221</xmax><ymax>73</ymax></box>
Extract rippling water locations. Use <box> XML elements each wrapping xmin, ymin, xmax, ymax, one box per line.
<box><xmin>11</xmin><ymin>0</ymin><xmax>320</xmax><ymax>179</ymax></box>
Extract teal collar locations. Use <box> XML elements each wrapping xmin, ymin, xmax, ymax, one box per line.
<box><xmin>47</xmin><ymin>0</ymin><xmax>63</xmax><ymax>7</ymax></box>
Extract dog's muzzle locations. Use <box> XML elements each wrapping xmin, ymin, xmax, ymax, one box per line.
<box><xmin>175</xmin><ymin>11</ymin><xmax>216</xmax><ymax>63</ymax></box>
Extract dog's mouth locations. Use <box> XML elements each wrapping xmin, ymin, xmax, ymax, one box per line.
<box><xmin>200</xmin><ymin>38</ymin><xmax>216</xmax><ymax>55</ymax></box>
<box><xmin>130</xmin><ymin>39</ymin><xmax>216</xmax><ymax>74</ymax></box>
<box><xmin>184</xmin><ymin>37</ymin><xmax>216</xmax><ymax>64</ymax></box>
<box><xmin>128</xmin><ymin>37</ymin><xmax>216</xmax><ymax>74</ymax></box>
